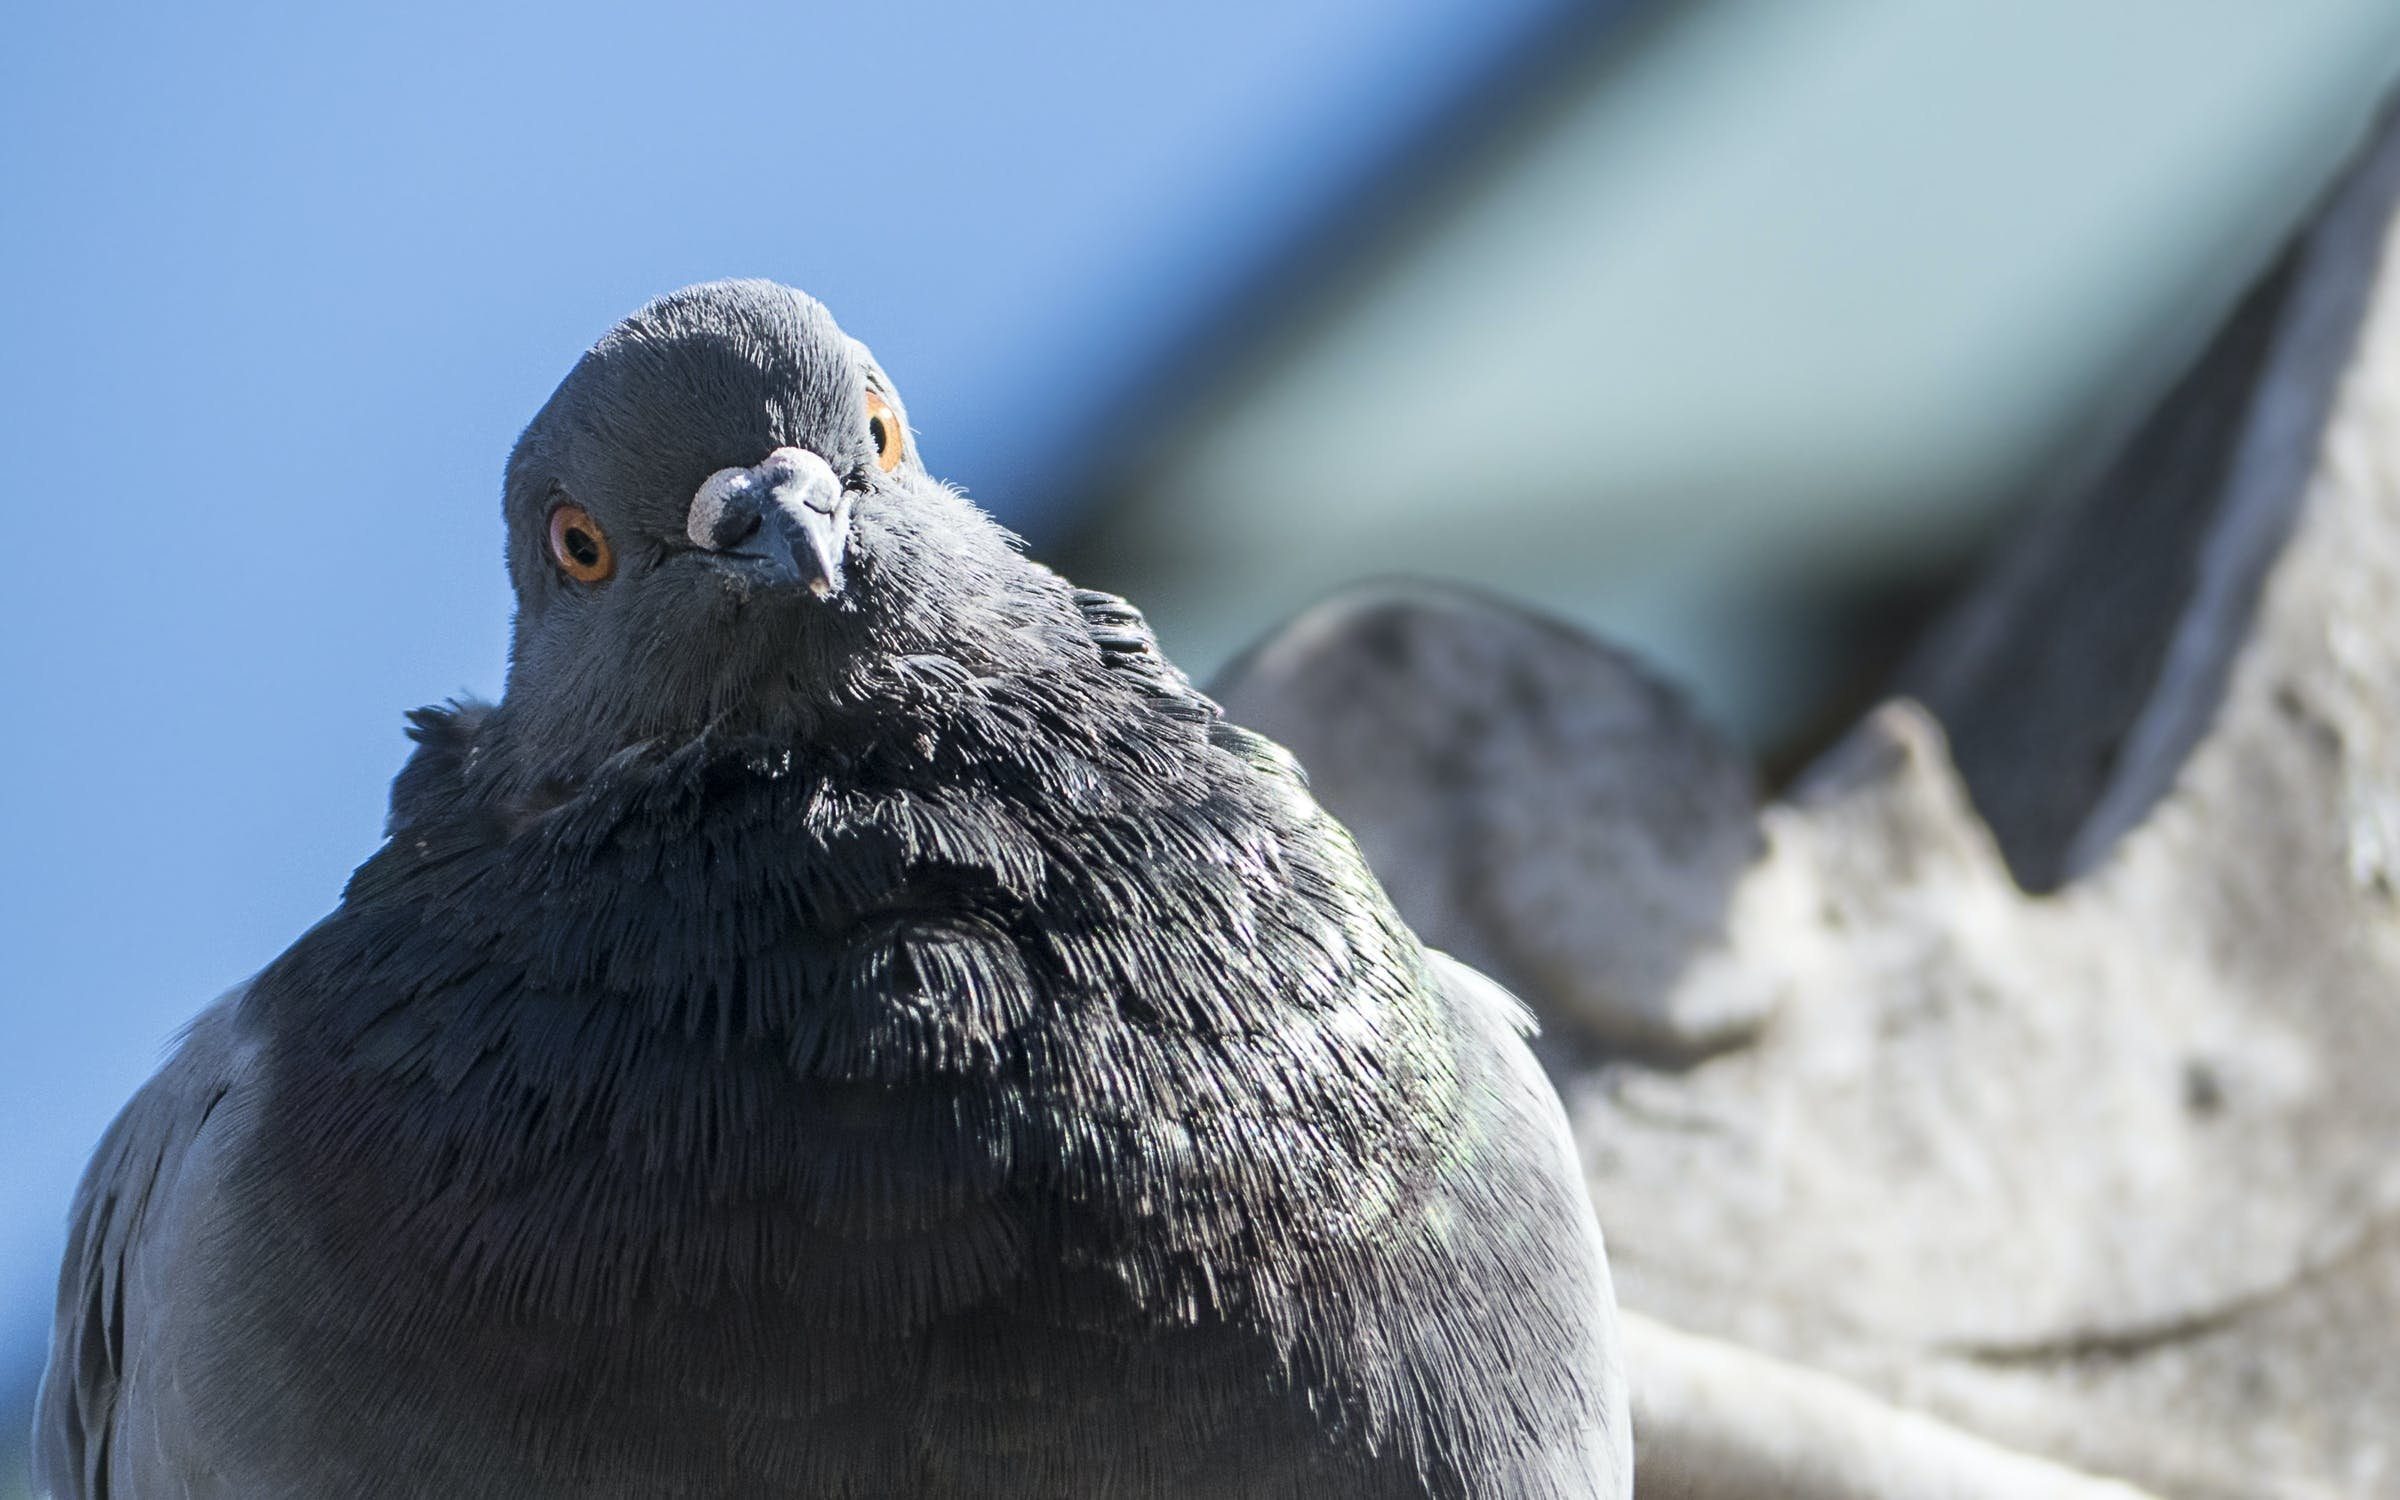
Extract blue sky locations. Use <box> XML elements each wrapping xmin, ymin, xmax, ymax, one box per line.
<box><xmin>0</xmin><ymin>0</ymin><xmax>1569</xmax><ymax>1394</ymax></box>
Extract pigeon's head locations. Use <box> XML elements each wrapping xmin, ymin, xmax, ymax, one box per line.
<box><xmin>496</xmin><ymin>280</ymin><xmax>1030</xmax><ymax>764</ymax></box>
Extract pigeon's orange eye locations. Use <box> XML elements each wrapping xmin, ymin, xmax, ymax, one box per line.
<box><xmin>547</xmin><ymin>503</ymin><xmax>615</xmax><ymax>584</ymax></box>
<box><xmin>866</xmin><ymin>389</ymin><xmax>905</xmax><ymax>473</ymax></box>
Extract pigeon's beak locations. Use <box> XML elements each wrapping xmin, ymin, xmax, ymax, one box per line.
<box><xmin>686</xmin><ymin>447</ymin><xmax>854</xmax><ymax>599</ymax></box>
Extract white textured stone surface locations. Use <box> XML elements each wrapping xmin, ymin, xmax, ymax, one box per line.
<box><xmin>1217</xmin><ymin>118</ymin><xmax>2400</xmax><ymax>1500</ymax></box>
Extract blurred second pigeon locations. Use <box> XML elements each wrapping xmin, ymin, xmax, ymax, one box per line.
<box><xmin>34</xmin><ymin>281</ymin><xmax>1630</xmax><ymax>1499</ymax></box>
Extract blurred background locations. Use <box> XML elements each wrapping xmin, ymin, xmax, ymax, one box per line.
<box><xmin>6</xmin><ymin>0</ymin><xmax>2400</xmax><ymax>1485</ymax></box>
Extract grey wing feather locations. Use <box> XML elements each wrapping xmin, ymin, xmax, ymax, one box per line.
<box><xmin>1429</xmin><ymin>948</ymin><xmax>1633</xmax><ymax>1499</ymax></box>
<box><xmin>33</xmin><ymin>993</ymin><xmax>249</xmax><ymax>1500</ymax></box>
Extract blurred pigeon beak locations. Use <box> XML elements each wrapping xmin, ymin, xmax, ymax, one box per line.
<box><xmin>687</xmin><ymin>447</ymin><xmax>853</xmax><ymax>599</ymax></box>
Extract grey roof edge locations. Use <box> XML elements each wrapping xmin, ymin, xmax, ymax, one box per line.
<box><xmin>1045</xmin><ymin>0</ymin><xmax>1659</xmax><ymax>554</ymax></box>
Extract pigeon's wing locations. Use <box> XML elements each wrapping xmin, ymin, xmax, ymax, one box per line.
<box><xmin>34</xmin><ymin>992</ymin><xmax>251</xmax><ymax>1500</ymax></box>
<box><xmin>1425</xmin><ymin>948</ymin><xmax>1634</xmax><ymax>1500</ymax></box>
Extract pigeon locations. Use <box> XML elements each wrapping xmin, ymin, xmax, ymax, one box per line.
<box><xmin>34</xmin><ymin>280</ymin><xmax>1630</xmax><ymax>1499</ymax></box>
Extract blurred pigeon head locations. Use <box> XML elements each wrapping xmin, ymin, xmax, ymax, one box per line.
<box><xmin>497</xmin><ymin>279</ymin><xmax>1020</xmax><ymax>764</ymax></box>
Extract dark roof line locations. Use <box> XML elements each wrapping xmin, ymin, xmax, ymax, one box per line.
<box><xmin>1051</xmin><ymin>0</ymin><xmax>1658</xmax><ymax>541</ymax></box>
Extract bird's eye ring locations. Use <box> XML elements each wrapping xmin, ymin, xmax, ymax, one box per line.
<box><xmin>866</xmin><ymin>388</ymin><xmax>905</xmax><ymax>473</ymax></box>
<box><xmin>547</xmin><ymin>503</ymin><xmax>615</xmax><ymax>584</ymax></box>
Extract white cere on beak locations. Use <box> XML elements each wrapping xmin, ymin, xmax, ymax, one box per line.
<box><xmin>686</xmin><ymin>447</ymin><xmax>843</xmax><ymax>553</ymax></box>
<box><xmin>687</xmin><ymin>466</ymin><xmax>752</xmax><ymax>550</ymax></box>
